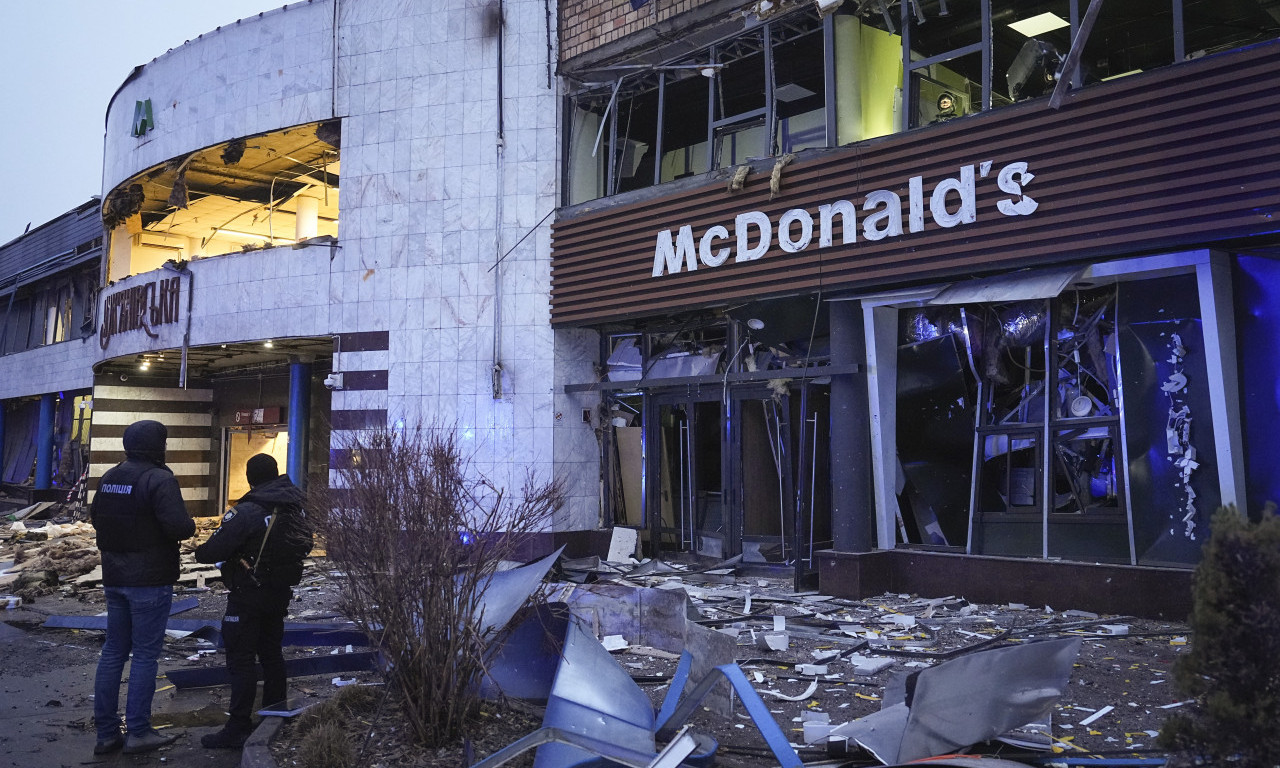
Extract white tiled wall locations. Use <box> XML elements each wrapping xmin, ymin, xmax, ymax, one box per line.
<box><xmin>104</xmin><ymin>1</ymin><xmax>335</xmax><ymax>192</ymax></box>
<box><xmin>98</xmin><ymin>0</ymin><xmax>601</xmax><ymax>530</ymax></box>
<box><xmin>0</xmin><ymin>339</ymin><xmax>97</xmax><ymax>400</ymax></box>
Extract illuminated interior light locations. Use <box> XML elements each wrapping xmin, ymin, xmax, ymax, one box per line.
<box><xmin>216</xmin><ymin>228</ymin><xmax>296</xmax><ymax>243</ymax></box>
<box><xmin>1102</xmin><ymin>69</ymin><xmax>1143</xmax><ymax>81</ymax></box>
<box><xmin>1008</xmin><ymin>12</ymin><xmax>1069</xmax><ymax>37</ymax></box>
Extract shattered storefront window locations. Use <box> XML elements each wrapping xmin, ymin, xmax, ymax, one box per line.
<box><xmin>889</xmin><ymin>273</ymin><xmax>1219</xmax><ymax>567</ymax></box>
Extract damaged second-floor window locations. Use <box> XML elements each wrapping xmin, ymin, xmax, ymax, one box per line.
<box><xmin>564</xmin><ymin>0</ymin><xmax>1280</xmax><ymax>206</ymax></box>
<box><xmin>566</xmin><ymin>9</ymin><xmax>829</xmax><ymax>205</ymax></box>
<box><xmin>0</xmin><ymin>266</ymin><xmax>97</xmax><ymax>356</ymax></box>
<box><xmin>102</xmin><ymin>120</ymin><xmax>341</xmax><ymax>282</ymax></box>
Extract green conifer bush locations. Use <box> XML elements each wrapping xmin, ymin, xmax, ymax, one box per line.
<box><xmin>1160</xmin><ymin>503</ymin><xmax>1280</xmax><ymax>767</ymax></box>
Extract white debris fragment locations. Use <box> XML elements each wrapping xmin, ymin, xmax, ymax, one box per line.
<box><xmin>757</xmin><ymin>632</ymin><xmax>789</xmax><ymax>651</ymax></box>
<box><xmin>1063</xmin><ymin>610</ymin><xmax>1099</xmax><ymax>619</ymax></box>
<box><xmin>601</xmin><ymin>634</ymin><xmax>629</xmax><ymax>651</ymax></box>
<box><xmin>1078</xmin><ymin>704</ymin><xmax>1114</xmax><ymax>726</ymax></box>
<box><xmin>765</xmin><ymin>680</ymin><xmax>819</xmax><ymax>702</ymax></box>
<box><xmin>845</xmin><ymin>653</ymin><xmax>895</xmax><ymax>675</ymax></box>
<box><xmin>803</xmin><ymin>722</ymin><xmax>836</xmax><ymax>743</ymax></box>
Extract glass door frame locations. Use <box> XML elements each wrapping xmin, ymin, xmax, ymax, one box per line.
<box><xmin>728</xmin><ymin>383</ymin><xmax>796</xmax><ymax>566</ymax></box>
<box><xmin>644</xmin><ymin>389</ymin><xmax>727</xmax><ymax>560</ymax></box>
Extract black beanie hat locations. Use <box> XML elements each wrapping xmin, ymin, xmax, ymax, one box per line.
<box><xmin>123</xmin><ymin>420</ymin><xmax>168</xmax><ymax>464</ymax></box>
<box><xmin>245</xmin><ymin>454</ymin><xmax>279</xmax><ymax>488</ymax></box>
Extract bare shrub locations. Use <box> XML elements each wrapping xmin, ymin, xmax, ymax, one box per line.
<box><xmin>310</xmin><ymin>424</ymin><xmax>565</xmax><ymax>748</ymax></box>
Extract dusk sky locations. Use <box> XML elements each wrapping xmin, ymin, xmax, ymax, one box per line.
<box><xmin>0</xmin><ymin>1</ymin><xmax>284</xmax><ymax>245</ymax></box>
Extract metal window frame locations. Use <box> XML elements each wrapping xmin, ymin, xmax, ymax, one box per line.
<box><xmin>560</xmin><ymin>0</ymin><xmax>1214</xmax><ymax>202</ymax></box>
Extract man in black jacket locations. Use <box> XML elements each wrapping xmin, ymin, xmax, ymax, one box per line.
<box><xmin>91</xmin><ymin>419</ymin><xmax>196</xmax><ymax>755</ymax></box>
<box><xmin>195</xmin><ymin>453</ymin><xmax>312</xmax><ymax>749</ymax></box>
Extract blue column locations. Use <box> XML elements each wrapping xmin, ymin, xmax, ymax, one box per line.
<box><xmin>35</xmin><ymin>393</ymin><xmax>56</xmax><ymax>489</ymax></box>
<box><xmin>0</xmin><ymin>400</ymin><xmax>6</xmax><ymax>478</ymax></box>
<box><xmin>830</xmin><ymin>302</ymin><xmax>872</xmax><ymax>552</ymax></box>
<box><xmin>287</xmin><ymin>359</ymin><xmax>312</xmax><ymax>490</ymax></box>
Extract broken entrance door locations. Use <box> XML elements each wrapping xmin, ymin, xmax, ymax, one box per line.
<box><xmin>647</xmin><ymin>394</ymin><xmax>723</xmax><ymax>558</ymax></box>
<box><xmin>733</xmin><ymin>386</ymin><xmax>796</xmax><ymax>564</ymax></box>
<box><xmin>220</xmin><ymin>426</ymin><xmax>289</xmax><ymax>513</ymax></box>
<box><xmin>643</xmin><ymin>382</ymin><xmax>829</xmax><ymax>567</ymax></box>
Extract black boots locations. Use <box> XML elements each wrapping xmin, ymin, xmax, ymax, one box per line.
<box><xmin>200</xmin><ymin>720</ymin><xmax>254</xmax><ymax>749</ymax></box>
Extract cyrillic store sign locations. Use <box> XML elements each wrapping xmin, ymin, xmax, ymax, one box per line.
<box><xmin>652</xmin><ymin>161</ymin><xmax>1039</xmax><ymax>278</ymax></box>
<box><xmin>99</xmin><ymin>276</ymin><xmax>182</xmax><ymax>349</ymax></box>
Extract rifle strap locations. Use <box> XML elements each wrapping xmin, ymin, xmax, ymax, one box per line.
<box><xmin>251</xmin><ymin>507</ymin><xmax>278</xmax><ymax>577</ymax></box>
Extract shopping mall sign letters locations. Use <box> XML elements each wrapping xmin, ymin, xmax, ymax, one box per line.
<box><xmin>99</xmin><ymin>276</ymin><xmax>182</xmax><ymax>349</ymax></box>
<box><xmin>652</xmin><ymin>161</ymin><xmax>1039</xmax><ymax>277</ymax></box>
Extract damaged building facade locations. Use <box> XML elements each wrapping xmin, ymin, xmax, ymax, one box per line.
<box><xmin>91</xmin><ymin>0</ymin><xmax>597</xmax><ymax>521</ymax></box>
<box><xmin>553</xmin><ymin>0</ymin><xmax>1280</xmax><ymax>610</ymax></box>
<box><xmin>0</xmin><ymin>200</ymin><xmax>101</xmax><ymax>501</ymax></box>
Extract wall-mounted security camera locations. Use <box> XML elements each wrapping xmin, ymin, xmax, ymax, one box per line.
<box><xmin>323</xmin><ymin>372</ymin><xmax>344</xmax><ymax>390</ymax></box>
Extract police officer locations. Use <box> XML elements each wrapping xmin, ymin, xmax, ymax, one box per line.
<box><xmin>92</xmin><ymin>419</ymin><xmax>195</xmax><ymax>755</ymax></box>
<box><xmin>195</xmin><ymin>454</ymin><xmax>312</xmax><ymax>749</ymax></box>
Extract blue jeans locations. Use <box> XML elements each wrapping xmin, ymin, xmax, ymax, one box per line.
<box><xmin>94</xmin><ymin>585</ymin><xmax>173</xmax><ymax>739</ymax></box>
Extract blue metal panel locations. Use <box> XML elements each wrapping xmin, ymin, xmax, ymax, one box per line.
<box><xmin>1234</xmin><ymin>255</ymin><xmax>1280</xmax><ymax>513</ymax></box>
<box><xmin>34</xmin><ymin>393</ymin><xmax>55</xmax><ymax>489</ymax></box>
<box><xmin>534</xmin><ymin>614</ymin><xmax>655</xmax><ymax>768</ymax></box>
<box><xmin>655</xmin><ymin>662</ymin><xmax>802</xmax><ymax>768</ymax></box>
<box><xmin>287</xmin><ymin>361</ymin><xmax>311</xmax><ymax>489</ymax></box>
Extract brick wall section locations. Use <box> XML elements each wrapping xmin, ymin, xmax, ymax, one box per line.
<box><xmin>560</xmin><ymin>0</ymin><xmax>715</xmax><ymax>62</ymax></box>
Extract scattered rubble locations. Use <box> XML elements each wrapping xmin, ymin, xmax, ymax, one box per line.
<box><xmin>1</xmin><ymin>508</ymin><xmax>225</xmax><ymax>602</ymax></box>
<box><xmin>269</xmin><ymin>551</ymin><xmax>1192</xmax><ymax>767</ymax></box>
<box><xmin>1</xmin><ymin>515</ymin><xmax>1193</xmax><ymax>767</ymax></box>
